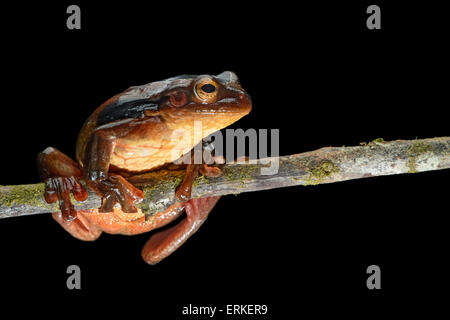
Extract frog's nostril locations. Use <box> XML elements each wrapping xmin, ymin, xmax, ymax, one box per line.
<box><xmin>239</xmin><ymin>92</ymin><xmax>251</xmax><ymax>102</ymax></box>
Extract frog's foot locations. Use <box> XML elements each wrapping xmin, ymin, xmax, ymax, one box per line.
<box><xmin>142</xmin><ymin>196</ymin><xmax>221</xmax><ymax>264</ymax></box>
<box><xmin>52</xmin><ymin>210</ymin><xmax>102</xmax><ymax>241</ymax></box>
<box><xmin>92</xmin><ymin>174</ymin><xmax>144</xmax><ymax>213</ymax></box>
<box><xmin>45</xmin><ymin>177</ymin><xmax>88</xmax><ymax>221</ymax></box>
<box><xmin>37</xmin><ymin>147</ymin><xmax>88</xmax><ymax>222</ymax></box>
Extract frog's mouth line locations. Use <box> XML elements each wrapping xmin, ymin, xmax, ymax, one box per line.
<box><xmin>194</xmin><ymin>110</ymin><xmax>247</xmax><ymax>115</ymax></box>
<box><xmin>216</xmin><ymin>98</ymin><xmax>238</xmax><ymax>104</ymax></box>
<box><xmin>115</xmin><ymin>141</ymin><xmax>169</xmax><ymax>150</ymax></box>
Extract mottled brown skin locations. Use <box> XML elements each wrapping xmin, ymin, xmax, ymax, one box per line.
<box><xmin>37</xmin><ymin>72</ymin><xmax>251</xmax><ymax>264</ymax></box>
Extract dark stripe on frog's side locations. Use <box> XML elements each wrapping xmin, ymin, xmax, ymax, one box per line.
<box><xmin>96</xmin><ymin>98</ymin><xmax>159</xmax><ymax>126</ymax></box>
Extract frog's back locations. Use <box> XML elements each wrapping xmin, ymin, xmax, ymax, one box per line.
<box><xmin>75</xmin><ymin>76</ymin><xmax>197</xmax><ymax>168</ymax></box>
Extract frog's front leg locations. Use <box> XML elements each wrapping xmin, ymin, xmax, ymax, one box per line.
<box><xmin>175</xmin><ymin>164</ymin><xmax>200</xmax><ymax>202</ymax></box>
<box><xmin>37</xmin><ymin>147</ymin><xmax>88</xmax><ymax>221</ymax></box>
<box><xmin>83</xmin><ymin>130</ymin><xmax>144</xmax><ymax>213</ymax></box>
<box><xmin>142</xmin><ymin>196</ymin><xmax>221</xmax><ymax>264</ymax></box>
<box><xmin>175</xmin><ymin>141</ymin><xmax>223</xmax><ymax>201</ymax></box>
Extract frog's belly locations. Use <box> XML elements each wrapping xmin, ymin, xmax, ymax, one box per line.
<box><xmin>110</xmin><ymin>137</ymin><xmax>194</xmax><ymax>172</ymax></box>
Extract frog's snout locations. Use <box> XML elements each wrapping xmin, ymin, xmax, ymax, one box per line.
<box><xmin>214</xmin><ymin>71</ymin><xmax>252</xmax><ymax>115</ymax></box>
<box><xmin>239</xmin><ymin>90</ymin><xmax>252</xmax><ymax>110</ymax></box>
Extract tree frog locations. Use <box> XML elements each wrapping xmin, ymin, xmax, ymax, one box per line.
<box><xmin>36</xmin><ymin>71</ymin><xmax>251</xmax><ymax>264</ymax></box>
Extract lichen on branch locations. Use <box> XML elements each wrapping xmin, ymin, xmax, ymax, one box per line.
<box><xmin>1</xmin><ymin>137</ymin><xmax>449</xmax><ymax>219</ymax></box>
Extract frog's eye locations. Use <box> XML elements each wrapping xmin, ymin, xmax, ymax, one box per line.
<box><xmin>169</xmin><ymin>91</ymin><xmax>188</xmax><ymax>107</ymax></box>
<box><xmin>195</xmin><ymin>78</ymin><xmax>218</xmax><ymax>102</ymax></box>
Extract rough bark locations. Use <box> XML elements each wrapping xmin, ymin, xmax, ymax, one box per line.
<box><xmin>1</xmin><ymin>137</ymin><xmax>448</xmax><ymax>219</ymax></box>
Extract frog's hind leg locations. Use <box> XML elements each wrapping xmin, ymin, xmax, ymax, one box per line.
<box><xmin>37</xmin><ymin>147</ymin><xmax>88</xmax><ymax>221</ymax></box>
<box><xmin>141</xmin><ymin>196</ymin><xmax>221</xmax><ymax>264</ymax></box>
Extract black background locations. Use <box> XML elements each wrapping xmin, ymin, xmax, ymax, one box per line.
<box><xmin>0</xmin><ymin>1</ymin><xmax>448</xmax><ymax>317</ymax></box>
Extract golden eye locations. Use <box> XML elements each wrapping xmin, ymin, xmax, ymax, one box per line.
<box><xmin>195</xmin><ymin>78</ymin><xmax>218</xmax><ymax>101</ymax></box>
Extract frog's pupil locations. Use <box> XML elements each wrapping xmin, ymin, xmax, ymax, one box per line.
<box><xmin>201</xmin><ymin>84</ymin><xmax>215</xmax><ymax>93</ymax></box>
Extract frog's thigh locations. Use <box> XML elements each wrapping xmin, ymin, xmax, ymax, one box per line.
<box><xmin>52</xmin><ymin>210</ymin><xmax>102</xmax><ymax>241</ymax></box>
<box><xmin>141</xmin><ymin>196</ymin><xmax>221</xmax><ymax>264</ymax></box>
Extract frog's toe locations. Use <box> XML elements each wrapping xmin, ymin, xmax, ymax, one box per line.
<box><xmin>72</xmin><ymin>178</ymin><xmax>88</xmax><ymax>201</ymax></box>
<box><xmin>199</xmin><ymin>164</ymin><xmax>222</xmax><ymax>177</ymax></box>
<box><xmin>44</xmin><ymin>179</ymin><xmax>58</xmax><ymax>204</ymax></box>
<box><xmin>212</xmin><ymin>155</ymin><xmax>225</xmax><ymax>164</ymax></box>
<box><xmin>99</xmin><ymin>193</ymin><xmax>116</xmax><ymax>213</ymax></box>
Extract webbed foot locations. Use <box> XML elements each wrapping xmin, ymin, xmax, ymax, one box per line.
<box><xmin>53</xmin><ymin>210</ymin><xmax>102</xmax><ymax>241</ymax></box>
<box><xmin>90</xmin><ymin>174</ymin><xmax>144</xmax><ymax>213</ymax></box>
<box><xmin>37</xmin><ymin>147</ymin><xmax>88</xmax><ymax>222</ymax></box>
<box><xmin>44</xmin><ymin>176</ymin><xmax>88</xmax><ymax>221</ymax></box>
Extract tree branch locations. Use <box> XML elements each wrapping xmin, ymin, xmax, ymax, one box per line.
<box><xmin>1</xmin><ymin>137</ymin><xmax>449</xmax><ymax>219</ymax></box>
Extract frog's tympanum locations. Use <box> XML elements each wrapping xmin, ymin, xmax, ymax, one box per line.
<box><xmin>37</xmin><ymin>72</ymin><xmax>251</xmax><ymax>264</ymax></box>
